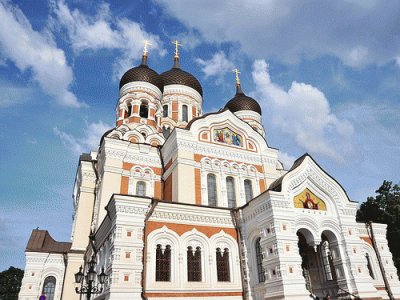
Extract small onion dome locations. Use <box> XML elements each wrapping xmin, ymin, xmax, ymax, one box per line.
<box><xmin>119</xmin><ymin>54</ymin><xmax>164</xmax><ymax>92</ymax></box>
<box><xmin>161</xmin><ymin>57</ymin><xmax>203</xmax><ymax>96</ymax></box>
<box><xmin>225</xmin><ymin>84</ymin><xmax>262</xmax><ymax>115</ymax></box>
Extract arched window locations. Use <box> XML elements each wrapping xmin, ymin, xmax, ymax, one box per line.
<box><xmin>136</xmin><ymin>181</ymin><xmax>146</xmax><ymax>196</ymax></box>
<box><xmin>140</xmin><ymin>101</ymin><xmax>149</xmax><ymax>118</ymax></box>
<box><xmin>255</xmin><ymin>238</ymin><xmax>265</xmax><ymax>282</ymax></box>
<box><xmin>163</xmin><ymin>105</ymin><xmax>168</xmax><ymax>118</ymax></box>
<box><xmin>207</xmin><ymin>174</ymin><xmax>217</xmax><ymax>207</ymax></box>
<box><xmin>187</xmin><ymin>246</ymin><xmax>202</xmax><ymax>281</ymax></box>
<box><xmin>320</xmin><ymin>240</ymin><xmax>336</xmax><ymax>281</ymax></box>
<box><xmin>156</xmin><ymin>244</ymin><xmax>171</xmax><ymax>281</ymax></box>
<box><xmin>163</xmin><ymin>127</ymin><xmax>170</xmax><ymax>138</ymax></box>
<box><xmin>182</xmin><ymin>105</ymin><xmax>188</xmax><ymax>122</ymax></box>
<box><xmin>226</xmin><ymin>177</ymin><xmax>236</xmax><ymax>208</ymax></box>
<box><xmin>125</xmin><ymin>103</ymin><xmax>132</xmax><ymax>118</ymax></box>
<box><xmin>42</xmin><ymin>276</ymin><xmax>56</xmax><ymax>300</ymax></box>
<box><xmin>244</xmin><ymin>179</ymin><xmax>253</xmax><ymax>202</ymax></box>
<box><xmin>216</xmin><ymin>248</ymin><xmax>230</xmax><ymax>281</ymax></box>
<box><xmin>366</xmin><ymin>253</ymin><xmax>375</xmax><ymax>279</ymax></box>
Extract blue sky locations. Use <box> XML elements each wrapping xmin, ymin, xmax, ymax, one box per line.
<box><xmin>0</xmin><ymin>0</ymin><xmax>399</xmax><ymax>270</ymax></box>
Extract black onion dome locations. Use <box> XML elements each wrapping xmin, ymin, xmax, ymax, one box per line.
<box><xmin>161</xmin><ymin>58</ymin><xmax>203</xmax><ymax>96</ymax></box>
<box><xmin>119</xmin><ymin>56</ymin><xmax>164</xmax><ymax>92</ymax></box>
<box><xmin>225</xmin><ymin>85</ymin><xmax>262</xmax><ymax>115</ymax></box>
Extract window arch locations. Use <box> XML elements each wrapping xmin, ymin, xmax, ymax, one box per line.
<box><xmin>156</xmin><ymin>244</ymin><xmax>171</xmax><ymax>281</ymax></box>
<box><xmin>41</xmin><ymin>276</ymin><xmax>56</xmax><ymax>300</ymax></box>
<box><xmin>163</xmin><ymin>105</ymin><xmax>168</xmax><ymax>118</ymax></box>
<box><xmin>125</xmin><ymin>103</ymin><xmax>132</xmax><ymax>118</ymax></box>
<box><xmin>163</xmin><ymin>126</ymin><xmax>170</xmax><ymax>138</ymax></box>
<box><xmin>187</xmin><ymin>246</ymin><xmax>202</xmax><ymax>281</ymax></box>
<box><xmin>182</xmin><ymin>105</ymin><xmax>188</xmax><ymax>122</ymax></box>
<box><xmin>255</xmin><ymin>237</ymin><xmax>265</xmax><ymax>282</ymax></box>
<box><xmin>140</xmin><ymin>101</ymin><xmax>149</xmax><ymax>118</ymax></box>
<box><xmin>207</xmin><ymin>174</ymin><xmax>217</xmax><ymax>207</ymax></box>
<box><xmin>136</xmin><ymin>181</ymin><xmax>146</xmax><ymax>196</ymax></box>
<box><xmin>320</xmin><ymin>240</ymin><xmax>336</xmax><ymax>281</ymax></box>
<box><xmin>244</xmin><ymin>179</ymin><xmax>253</xmax><ymax>202</ymax></box>
<box><xmin>366</xmin><ymin>253</ymin><xmax>375</xmax><ymax>279</ymax></box>
<box><xmin>216</xmin><ymin>248</ymin><xmax>230</xmax><ymax>281</ymax></box>
<box><xmin>226</xmin><ymin>176</ymin><xmax>236</xmax><ymax>208</ymax></box>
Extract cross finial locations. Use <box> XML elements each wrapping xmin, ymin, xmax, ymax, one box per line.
<box><xmin>172</xmin><ymin>40</ymin><xmax>182</xmax><ymax>58</ymax></box>
<box><xmin>143</xmin><ymin>40</ymin><xmax>152</xmax><ymax>56</ymax></box>
<box><xmin>233</xmin><ymin>68</ymin><xmax>241</xmax><ymax>85</ymax></box>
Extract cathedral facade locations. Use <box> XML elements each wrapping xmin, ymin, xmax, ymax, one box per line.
<box><xmin>19</xmin><ymin>45</ymin><xmax>400</xmax><ymax>300</ymax></box>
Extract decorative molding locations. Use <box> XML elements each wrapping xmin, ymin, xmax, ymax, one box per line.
<box><xmin>151</xmin><ymin>210</ymin><xmax>233</xmax><ymax>225</ymax></box>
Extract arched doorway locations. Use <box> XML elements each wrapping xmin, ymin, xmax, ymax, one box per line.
<box><xmin>297</xmin><ymin>229</ymin><xmax>340</xmax><ymax>299</ymax></box>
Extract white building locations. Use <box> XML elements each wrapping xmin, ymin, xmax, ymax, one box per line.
<box><xmin>19</xmin><ymin>45</ymin><xmax>400</xmax><ymax>300</ymax></box>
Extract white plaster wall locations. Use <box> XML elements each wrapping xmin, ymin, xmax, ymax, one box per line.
<box><xmin>19</xmin><ymin>252</ymin><xmax>66</xmax><ymax>300</ymax></box>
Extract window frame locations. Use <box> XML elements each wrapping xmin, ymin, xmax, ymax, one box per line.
<box><xmin>207</xmin><ymin>173</ymin><xmax>218</xmax><ymax>207</ymax></box>
<box><xmin>163</xmin><ymin>104</ymin><xmax>169</xmax><ymax>118</ymax></box>
<box><xmin>244</xmin><ymin>179</ymin><xmax>254</xmax><ymax>202</ymax></box>
<box><xmin>226</xmin><ymin>176</ymin><xmax>236</xmax><ymax>208</ymax></box>
<box><xmin>156</xmin><ymin>244</ymin><xmax>171</xmax><ymax>282</ymax></box>
<box><xmin>139</xmin><ymin>101</ymin><xmax>149</xmax><ymax>118</ymax></box>
<box><xmin>182</xmin><ymin>104</ymin><xmax>188</xmax><ymax>122</ymax></box>
<box><xmin>136</xmin><ymin>181</ymin><xmax>146</xmax><ymax>196</ymax></box>
<box><xmin>41</xmin><ymin>276</ymin><xmax>56</xmax><ymax>300</ymax></box>
<box><xmin>187</xmin><ymin>246</ymin><xmax>202</xmax><ymax>282</ymax></box>
<box><xmin>255</xmin><ymin>237</ymin><xmax>265</xmax><ymax>283</ymax></box>
<box><xmin>216</xmin><ymin>247</ymin><xmax>231</xmax><ymax>282</ymax></box>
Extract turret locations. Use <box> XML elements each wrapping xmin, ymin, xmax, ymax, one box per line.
<box><xmin>224</xmin><ymin>69</ymin><xmax>265</xmax><ymax>136</ymax></box>
<box><xmin>117</xmin><ymin>41</ymin><xmax>163</xmax><ymax>129</ymax></box>
<box><xmin>160</xmin><ymin>40</ymin><xmax>203</xmax><ymax>136</ymax></box>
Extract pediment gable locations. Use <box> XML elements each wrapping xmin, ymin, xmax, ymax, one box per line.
<box><xmin>187</xmin><ymin>109</ymin><xmax>270</xmax><ymax>154</ymax></box>
<box><xmin>271</xmin><ymin>154</ymin><xmax>357</xmax><ymax>216</ymax></box>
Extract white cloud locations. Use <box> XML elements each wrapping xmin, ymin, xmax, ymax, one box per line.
<box><xmin>278</xmin><ymin>151</ymin><xmax>296</xmax><ymax>170</ymax></box>
<box><xmin>252</xmin><ymin>59</ymin><xmax>354</xmax><ymax>162</ymax></box>
<box><xmin>174</xmin><ymin>31</ymin><xmax>202</xmax><ymax>50</ymax></box>
<box><xmin>54</xmin><ymin>121</ymin><xmax>112</xmax><ymax>155</ymax></box>
<box><xmin>195</xmin><ymin>51</ymin><xmax>235</xmax><ymax>85</ymax></box>
<box><xmin>50</xmin><ymin>0</ymin><xmax>165</xmax><ymax>80</ymax></box>
<box><xmin>156</xmin><ymin>0</ymin><xmax>400</xmax><ymax>68</ymax></box>
<box><xmin>0</xmin><ymin>1</ymin><xmax>83</xmax><ymax>108</ymax></box>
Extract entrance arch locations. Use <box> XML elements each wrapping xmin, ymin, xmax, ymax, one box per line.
<box><xmin>297</xmin><ymin>229</ymin><xmax>340</xmax><ymax>299</ymax></box>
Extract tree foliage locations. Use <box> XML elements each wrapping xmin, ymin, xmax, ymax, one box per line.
<box><xmin>357</xmin><ymin>180</ymin><xmax>400</xmax><ymax>275</ymax></box>
<box><xmin>0</xmin><ymin>267</ymin><xmax>24</xmax><ymax>300</ymax></box>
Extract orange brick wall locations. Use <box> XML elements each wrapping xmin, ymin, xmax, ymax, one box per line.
<box><xmin>164</xmin><ymin>175</ymin><xmax>172</xmax><ymax>201</ymax></box>
<box><xmin>361</xmin><ymin>236</ymin><xmax>373</xmax><ymax>246</ymax></box>
<box><xmin>154</xmin><ymin>181</ymin><xmax>162</xmax><ymax>200</ymax></box>
<box><xmin>172</xmin><ymin>102</ymin><xmax>178</xmax><ymax>121</ymax></box>
<box><xmin>147</xmin><ymin>221</ymin><xmax>237</xmax><ymax>240</ymax></box>
<box><xmin>144</xmin><ymin>292</ymin><xmax>243</xmax><ymax>297</ymax></box>
<box><xmin>194</xmin><ymin>168</ymin><xmax>201</xmax><ymax>205</ymax></box>
<box><xmin>120</xmin><ymin>176</ymin><xmax>129</xmax><ymax>194</ymax></box>
<box><xmin>192</xmin><ymin>106</ymin><xmax>196</xmax><ymax>118</ymax></box>
<box><xmin>259</xmin><ymin>179</ymin><xmax>266</xmax><ymax>193</ymax></box>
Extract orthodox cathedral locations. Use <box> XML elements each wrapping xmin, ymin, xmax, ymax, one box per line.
<box><xmin>19</xmin><ymin>42</ymin><xmax>400</xmax><ymax>300</ymax></box>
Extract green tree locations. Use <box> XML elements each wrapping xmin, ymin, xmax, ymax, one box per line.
<box><xmin>0</xmin><ymin>267</ymin><xmax>24</xmax><ymax>300</ymax></box>
<box><xmin>357</xmin><ymin>180</ymin><xmax>400</xmax><ymax>275</ymax></box>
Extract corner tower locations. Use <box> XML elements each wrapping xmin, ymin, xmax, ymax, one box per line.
<box><xmin>160</xmin><ymin>41</ymin><xmax>203</xmax><ymax>135</ymax></box>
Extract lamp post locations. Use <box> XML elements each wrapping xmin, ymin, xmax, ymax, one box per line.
<box><xmin>74</xmin><ymin>255</ymin><xmax>107</xmax><ymax>300</ymax></box>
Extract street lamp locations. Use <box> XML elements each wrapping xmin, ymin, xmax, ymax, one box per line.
<box><xmin>74</xmin><ymin>255</ymin><xmax>108</xmax><ymax>300</ymax></box>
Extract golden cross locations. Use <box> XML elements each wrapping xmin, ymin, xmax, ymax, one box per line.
<box><xmin>233</xmin><ymin>68</ymin><xmax>241</xmax><ymax>85</ymax></box>
<box><xmin>143</xmin><ymin>40</ymin><xmax>152</xmax><ymax>55</ymax></box>
<box><xmin>172</xmin><ymin>40</ymin><xmax>182</xmax><ymax>58</ymax></box>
